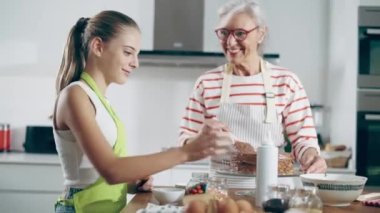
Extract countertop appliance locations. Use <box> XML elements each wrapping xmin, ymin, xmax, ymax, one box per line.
<box><xmin>357</xmin><ymin>6</ymin><xmax>380</xmax><ymax>186</ymax></box>
<box><xmin>23</xmin><ymin>126</ymin><xmax>57</xmax><ymax>154</ymax></box>
<box><xmin>357</xmin><ymin>89</ymin><xmax>380</xmax><ymax>186</ymax></box>
<box><xmin>358</xmin><ymin>6</ymin><xmax>380</xmax><ymax>88</ymax></box>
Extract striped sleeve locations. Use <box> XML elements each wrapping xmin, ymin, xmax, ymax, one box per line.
<box><xmin>282</xmin><ymin>73</ymin><xmax>320</xmax><ymax>162</ymax></box>
<box><xmin>178</xmin><ymin>76</ymin><xmax>207</xmax><ymax>146</ymax></box>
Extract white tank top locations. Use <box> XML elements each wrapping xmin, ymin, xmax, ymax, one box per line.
<box><xmin>53</xmin><ymin>81</ymin><xmax>117</xmax><ymax>188</ymax></box>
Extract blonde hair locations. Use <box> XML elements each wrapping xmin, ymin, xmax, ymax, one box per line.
<box><xmin>56</xmin><ymin>10</ymin><xmax>139</xmax><ymax>94</ymax></box>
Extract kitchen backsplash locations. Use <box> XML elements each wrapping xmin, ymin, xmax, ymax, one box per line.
<box><xmin>0</xmin><ymin>65</ymin><xmax>205</xmax><ymax>155</ymax></box>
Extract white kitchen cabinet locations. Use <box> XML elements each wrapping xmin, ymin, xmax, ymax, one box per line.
<box><xmin>0</xmin><ymin>192</ymin><xmax>60</xmax><ymax>213</ymax></box>
<box><xmin>0</xmin><ymin>153</ymin><xmax>209</xmax><ymax>212</ymax></box>
<box><xmin>0</xmin><ymin>164</ymin><xmax>63</xmax><ymax>192</ymax></box>
<box><xmin>0</xmin><ymin>154</ymin><xmax>63</xmax><ymax>213</ymax></box>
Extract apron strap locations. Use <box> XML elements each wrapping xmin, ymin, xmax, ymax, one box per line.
<box><xmin>221</xmin><ymin>63</ymin><xmax>233</xmax><ymax>103</ymax></box>
<box><xmin>261</xmin><ymin>59</ymin><xmax>276</xmax><ymax>123</ymax></box>
<box><xmin>55</xmin><ymin>197</ymin><xmax>74</xmax><ymax>207</ymax></box>
<box><xmin>220</xmin><ymin>59</ymin><xmax>276</xmax><ymax>123</ymax></box>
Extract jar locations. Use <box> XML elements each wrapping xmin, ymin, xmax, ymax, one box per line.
<box><xmin>305</xmin><ymin>187</ymin><xmax>323</xmax><ymax>212</ymax></box>
<box><xmin>262</xmin><ymin>184</ymin><xmax>290</xmax><ymax>213</ymax></box>
<box><xmin>186</xmin><ymin>172</ymin><xmax>208</xmax><ymax>195</ymax></box>
<box><xmin>286</xmin><ymin>187</ymin><xmax>322</xmax><ymax>213</ymax></box>
<box><xmin>206</xmin><ymin>176</ymin><xmax>228</xmax><ymax>200</ymax></box>
<box><xmin>0</xmin><ymin>124</ymin><xmax>11</xmax><ymax>152</ymax></box>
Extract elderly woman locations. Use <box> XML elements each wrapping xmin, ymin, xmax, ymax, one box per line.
<box><xmin>179</xmin><ymin>0</ymin><xmax>326</xmax><ymax>174</ymax></box>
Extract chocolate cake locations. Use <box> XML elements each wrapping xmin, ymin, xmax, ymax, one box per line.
<box><xmin>231</xmin><ymin>142</ymin><xmax>295</xmax><ymax>175</ymax></box>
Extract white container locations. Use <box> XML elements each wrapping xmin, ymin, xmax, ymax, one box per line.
<box><xmin>255</xmin><ymin>132</ymin><xmax>278</xmax><ymax>207</ymax></box>
<box><xmin>152</xmin><ymin>187</ymin><xmax>185</xmax><ymax>205</ymax></box>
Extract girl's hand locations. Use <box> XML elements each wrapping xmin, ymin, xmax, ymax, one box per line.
<box><xmin>136</xmin><ymin>176</ymin><xmax>153</xmax><ymax>192</ymax></box>
<box><xmin>182</xmin><ymin>120</ymin><xmax>232</xmax><ymax>162</ymax></box>
<box><xmin>128</xmin><ymin>176</ymin><xmax>154</xmax><ymax>193</ymax></box>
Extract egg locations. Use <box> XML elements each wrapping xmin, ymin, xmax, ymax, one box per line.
<box><xmin>185</xmin><ymin>200</ymin><xmax>207</xmax><ymax>213</ymax></box>
<box><xmin>219</xmin><ymin>198</ymin><xmax>239</xmax><ymax>213</ymax></box>
<box><xmin>236</xmin><ymin>199</ymin><xmax>255</xmax><ymax>212</ymax></box>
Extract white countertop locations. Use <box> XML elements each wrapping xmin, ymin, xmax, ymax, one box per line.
<box><xmin>0</xmin><ymin>152</ymin><xmax>60</xmax><ymax>165</ymax></box>
<box><xmin>0</xmin><ymin>152</ymin><xmax>209</xmax><ymax>167</ymax></box>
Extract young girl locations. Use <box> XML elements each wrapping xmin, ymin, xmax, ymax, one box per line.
<box><xmin>53</xmin><ymin>10</ymin><xmax>229</xmax><ymax>213</ymax></box>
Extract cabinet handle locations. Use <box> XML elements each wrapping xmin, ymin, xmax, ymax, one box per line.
<box><xmin>367</xmin><ymin>29</ymin><xmax>380</xmax><ymax>35</ymax></box>
<box><xmin>365</xmin><ymin>114</ymin><xmax>380</xmax><ymax>121</ymax></box>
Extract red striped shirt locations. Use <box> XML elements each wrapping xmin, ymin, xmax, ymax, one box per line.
<box><xmin>178</xmin><ymin>62</ymin><xmax>319</xmax><ymax>161</ymax></box>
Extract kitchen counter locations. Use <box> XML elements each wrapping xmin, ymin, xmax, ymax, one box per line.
<box><xmin>122</xmin><ymin>187</ymin><xmax>380</xmax><ymax>213</ymax></box>
<box><xmin>0</xmin><ymin>152</ymin><xmax>60</xmax><ymax>165</ymax></box>
<box><xmin>0</xmin><ymin>152</ymin><xmax>361</xmax><ymax>212</ymax></box>
<box><xmin>0</xmin><ymin>152</ymin><xmax>207</xmax><ymax>170</ymax></box>
<box><xmin>0</xmin><ymin>152</ymin><xmax>357</xmax><ymax>174</ymax></box>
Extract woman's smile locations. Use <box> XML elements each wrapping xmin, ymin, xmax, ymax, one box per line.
<box><xmin>122</xmin><ymin>68</ymin><xmax>131</xmax><ymax>76</ymax></box>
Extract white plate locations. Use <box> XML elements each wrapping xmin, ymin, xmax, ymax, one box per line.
<box><xmin>216</xmin><ymin>169</ymin><xmax>301</xmax><ymax>177</ymax></box>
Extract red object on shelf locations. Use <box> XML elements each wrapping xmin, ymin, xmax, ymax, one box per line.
<box><xmin>0</xmin><ymin>124</ymin><xmax>11</xmax><ymax>151</ymax></box>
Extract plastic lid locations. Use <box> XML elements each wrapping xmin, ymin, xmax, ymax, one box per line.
<box><xmin>262</xmin><ymin>131</ymin><xmax>275</xmax><ymax>146</ymax></box>
<box><xmin>191</xmin><ymin>172</ymin><xmax>209</xmax><ymax>179</ymax></box>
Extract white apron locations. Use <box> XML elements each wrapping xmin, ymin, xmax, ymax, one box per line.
<box><xmin>210</xmin><ymin>59</ymin><xmax>285</xmax><ymax>189</ymax></box>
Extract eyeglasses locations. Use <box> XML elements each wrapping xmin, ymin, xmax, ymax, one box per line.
<box><xmin>214</xmin><ymin>26</ymin><xmax>259</xmax><ymax>41</ymax></box>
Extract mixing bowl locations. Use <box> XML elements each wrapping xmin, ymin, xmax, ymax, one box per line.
<box><xmin>300</xmin><ymin>173</ymin><xmax>367</xmax><ymax>206</ymax></box>
<box><xmin>152</xmin><ymin>187</ymin><xmax>185</xmax><ymax>205</ymax></box>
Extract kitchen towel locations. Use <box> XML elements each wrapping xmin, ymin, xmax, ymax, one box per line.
<box><xmin>362</xmin><ymin>199</ymin><xmax>380</xmax><ymax>208</ymax></box>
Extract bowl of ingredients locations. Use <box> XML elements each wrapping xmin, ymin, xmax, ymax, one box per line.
<box><xmin>300</xmin><ymin>173</ymin><xmax>367</xmax><ymax>206</ymax></box>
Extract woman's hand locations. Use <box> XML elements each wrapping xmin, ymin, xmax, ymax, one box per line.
<box><xmin>182</xmin><ymin>120</ymin><xmax>232</xmax><ymax>162</ymax></box>
<box><xmin>299</xmin><ymin>148</ymin><xmax>327</xmax><ymax>173</ymax></box>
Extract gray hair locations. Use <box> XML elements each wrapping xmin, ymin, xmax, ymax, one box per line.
<box><xmin>218</xmin><ymin>0</ymin><xmax>267</xmax><ymax>53</ymax></box>
<box><xmin>218</xmin><ymin>0</ymin><xmax>266</xmax><ymax>27</ymax></box>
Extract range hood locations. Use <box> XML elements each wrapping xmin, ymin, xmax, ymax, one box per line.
<box><xmin>140</xmin><ymin>0</ymin><xmax>219</xmax><ymax>68</ymax></box>
<box><xmin>139</xmin><ymin>0</ymin><xmax>279</xmax><ymax>68</ymax></box>
<box><xmin>153</xmin><ymin>0</ymin><xmax>204</xmax><ymax>52</ymax></box>
<box><xmin>139</xmin><ymin>51</ymin><xmax>280</xmax><ymax>68</ymax></box>
<box><xmin>139</xmin><ymin>51</ymin><xmax>226</xmax><ymax>68</ymax></box>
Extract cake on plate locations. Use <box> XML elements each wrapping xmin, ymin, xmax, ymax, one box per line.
<box><xmin>230</xmin><ymin>141</ymin><xmax>295</xmax><ymax>175</ymax></box>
